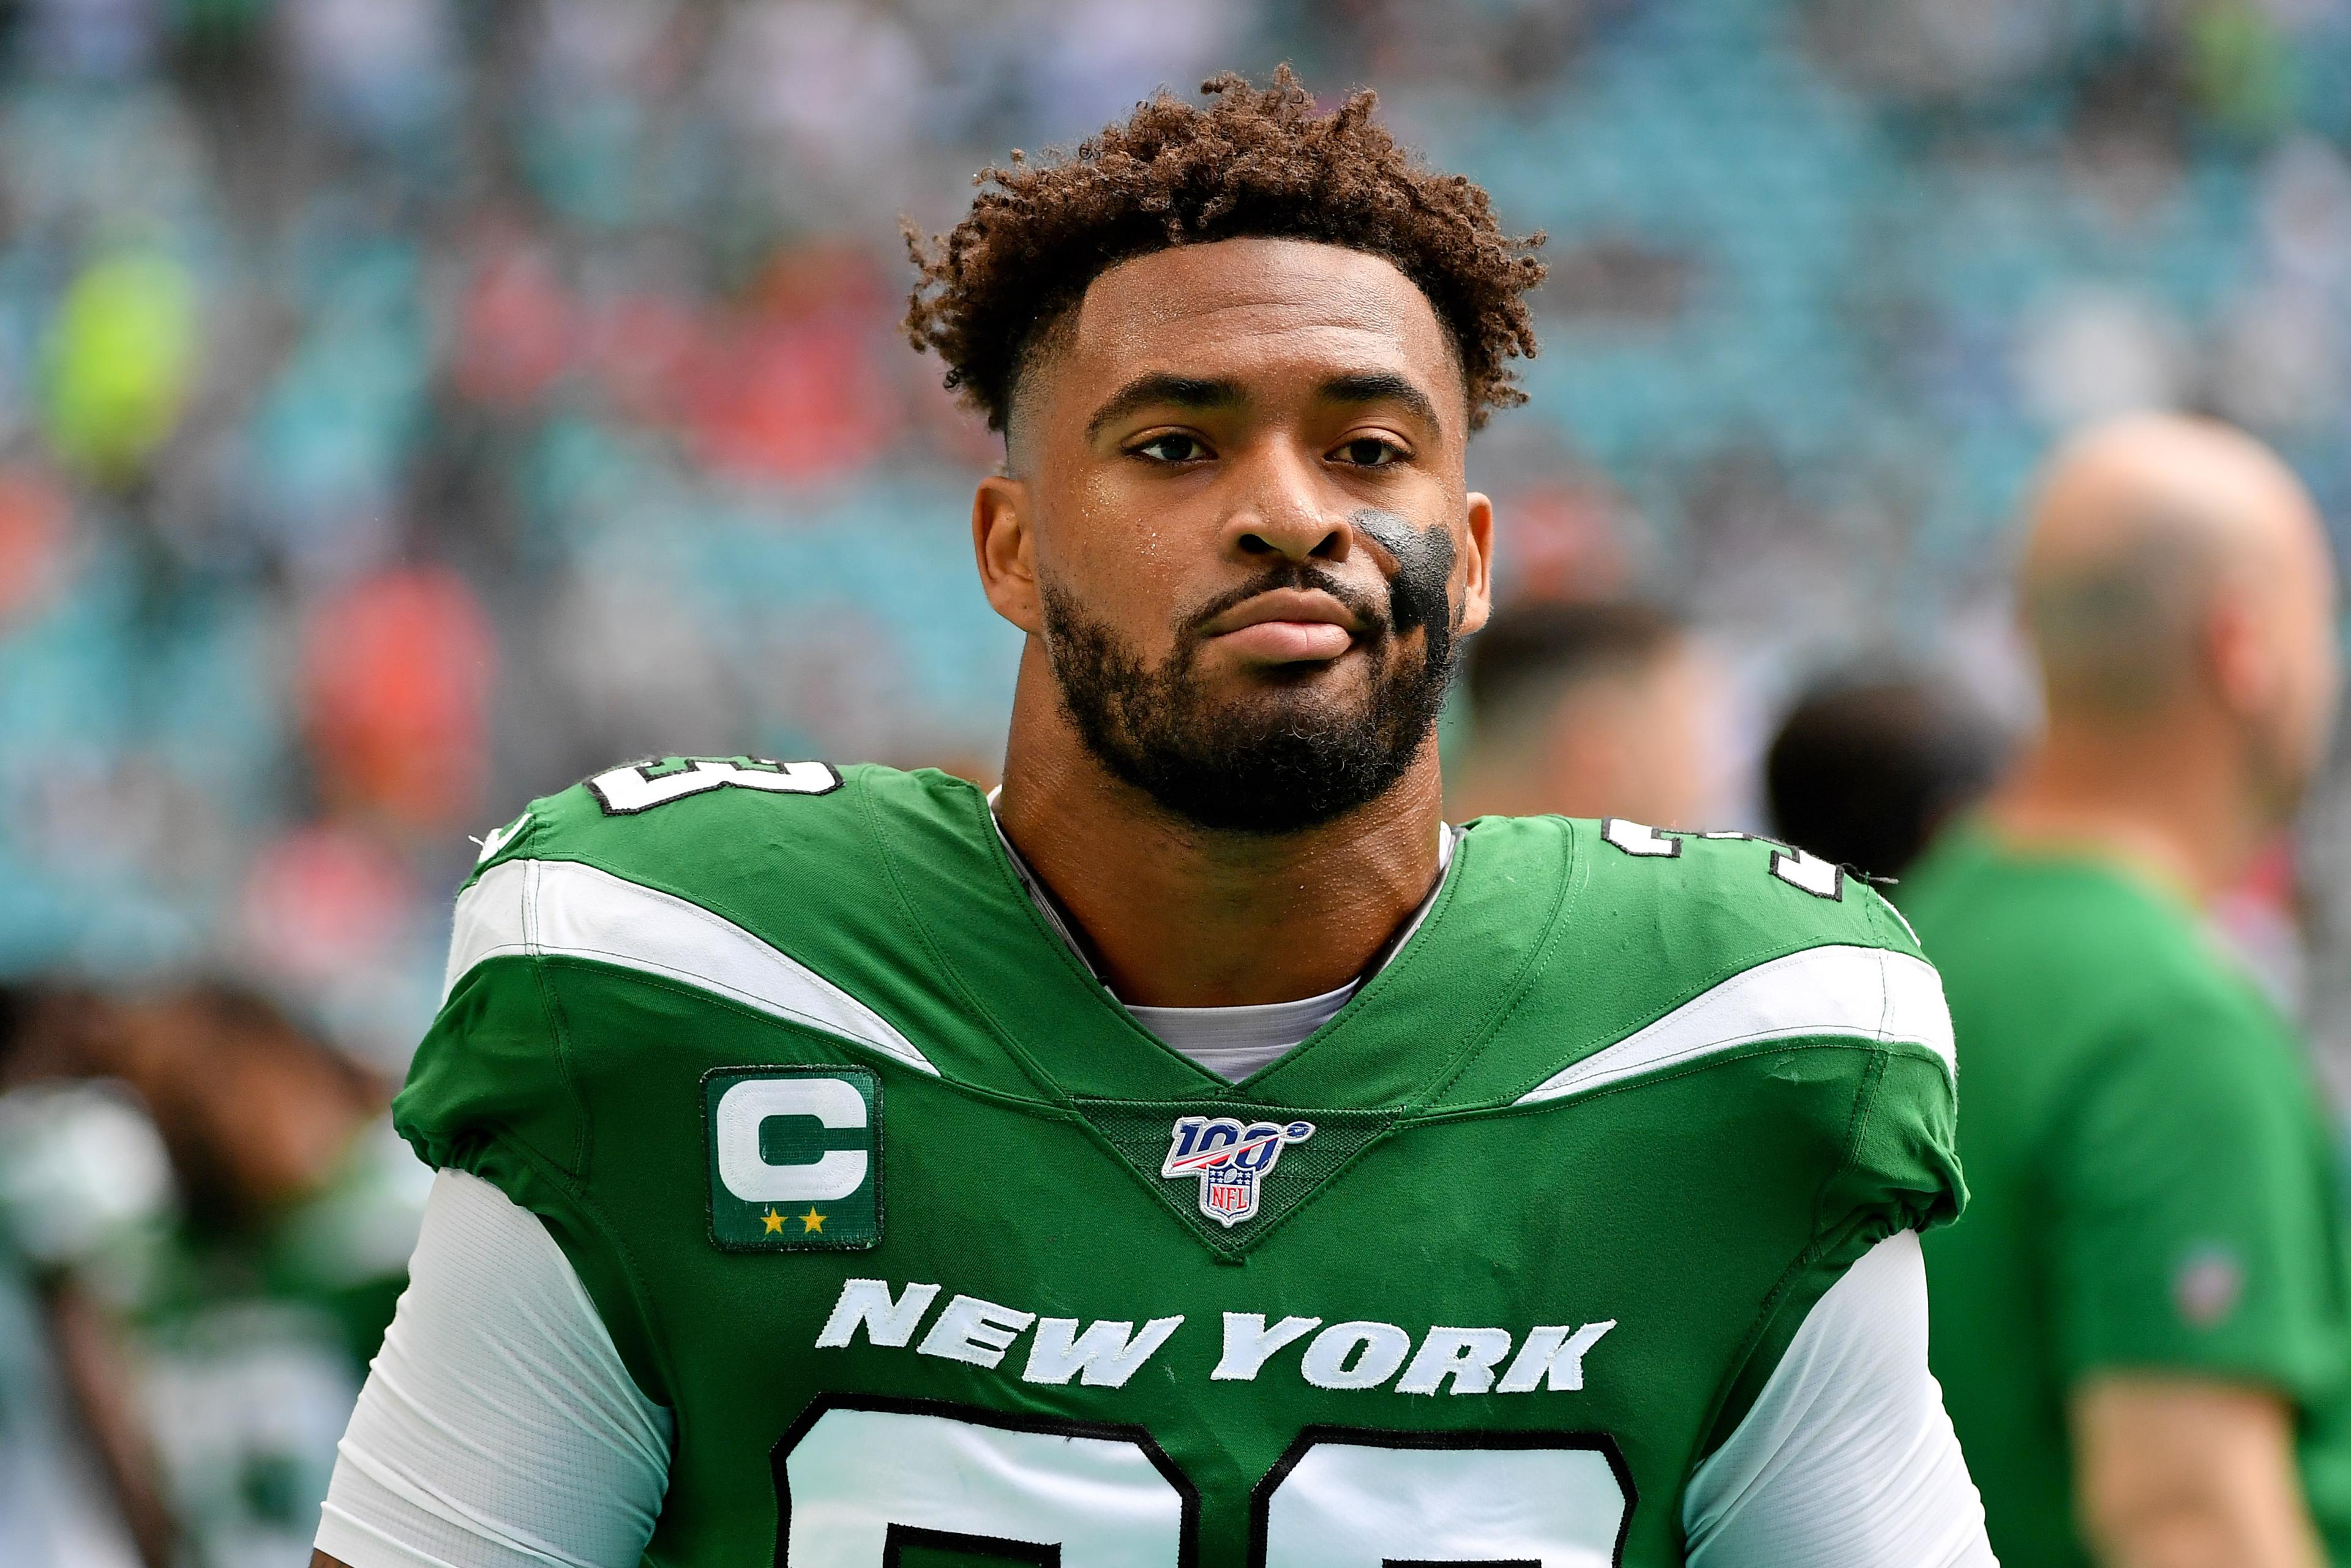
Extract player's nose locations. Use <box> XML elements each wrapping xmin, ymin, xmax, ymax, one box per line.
<box><xmin>1224</xmin><ymin>445</ymin><xmax>1351</xmax><ymax>565</ymax></box>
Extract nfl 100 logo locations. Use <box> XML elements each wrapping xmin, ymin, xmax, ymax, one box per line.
<box><xmin>1159</xmin><ymin>1116</ymin><xmax>1315</xmax><ymax>1228</ymax></box>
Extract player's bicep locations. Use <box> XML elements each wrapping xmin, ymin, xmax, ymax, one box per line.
<box><xmin>313</xmin><ymin>1169</ymin><xmax>673</xmax><ymax>1568</ymax></box>
<box><xmin>1682</xmin><ymin>1231</ymin><xmax>1995</xmax><ymax>1566</ymax></box>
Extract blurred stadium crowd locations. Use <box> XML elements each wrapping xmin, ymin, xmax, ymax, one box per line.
<box><xmin>7</xmin><ymin>0</ymin><xmax>2351</xmax><ymax>1563</ymax></box>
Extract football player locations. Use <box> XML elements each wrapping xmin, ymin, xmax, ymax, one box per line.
<box><xmin>313</xmin><ymin>71</ymin><xmax>1993</xmax><ymax>1567</ymax></box>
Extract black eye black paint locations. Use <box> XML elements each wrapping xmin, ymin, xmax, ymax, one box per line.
<box><xmin>1351</xmin><ymin>508</ymin><xmax>1457</xmax><ymax>661</ymax></box>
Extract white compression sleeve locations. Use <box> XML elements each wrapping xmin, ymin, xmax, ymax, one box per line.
<box><xmin>1682</xmin><ymin>1229</ymin><xmax>1995</xmax><ymax>1567</ymax></box>
<box><xmin>315</xmin><ymin>1169</ymin><xmax>673</xmax><ymax>1568</ymax></box>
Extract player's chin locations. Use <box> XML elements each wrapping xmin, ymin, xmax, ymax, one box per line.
<box><xmin>1198</xmin><ymin>658</ymin><xmax>1385</xmax><ymax>734</ymax></box>
<box><xmin>1208</xmin><ymin>650</ymin><xmax>1380</xmax><ymax>707</ymax></box>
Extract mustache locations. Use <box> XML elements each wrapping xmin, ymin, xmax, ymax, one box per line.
<box><xmin>1178</xmin><ymin>563</ymin><xmax>1390</xmax><ymax>645</ymax></box>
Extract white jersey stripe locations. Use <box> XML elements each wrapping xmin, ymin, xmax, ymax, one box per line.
<box><xmin>1514</xmin><ymin>943</ymin><xmax>1952</xmax><ymax>1106</ymax></box>
<box><xmin>443</xmin><ymin>858</ymin><xmax>937</xmax><ymax>1076</ymax></box>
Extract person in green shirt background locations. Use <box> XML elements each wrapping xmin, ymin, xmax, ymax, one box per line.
<box><xmin>1905</xmin><ymin>411</ymin><xmax>2349</xmax><ymax>1568</ymax></box>
<box><xmin>0</xmin><ymin>980</ymin><xmax>427</xmax><ymax>1568</ymax></box>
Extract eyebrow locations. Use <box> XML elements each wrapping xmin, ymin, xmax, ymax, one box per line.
<box><xmin>1079</xmin><ymin>367</ymin><xmax>1447</xmax><ymax>443</ymax></box>
<box><xmin>1084</xmin><ymin>374</ymin><xmax>1244</xmax><ymax>442</ymax></box>
<box><xmin>1320</xmin><ymin>371</ymin><xmax>1444</xmax><ymax>438</ymax></box>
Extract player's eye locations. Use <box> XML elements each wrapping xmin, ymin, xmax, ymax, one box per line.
<box><xmin>1131</xmin><ymin>433</ymin><xmax>1211</xmax><ymax>463</ymax></box>
<box><xmin>1333</xmin><ymin>436</ymin><xmax>1404</xmax><ymax>468</ymax></box>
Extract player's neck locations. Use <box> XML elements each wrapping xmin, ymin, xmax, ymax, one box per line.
<box><xmin>1984</xmin><ymin>719</ymin><xmax>2263</xmax><ymax>905</ymax></box>
<box><xmin>994</xmin><ymin>677</ymin><xmax>1449</xmax><ymax>1010</ymax></box>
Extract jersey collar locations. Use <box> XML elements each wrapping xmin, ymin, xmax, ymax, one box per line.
<box><xmin>984</xmin><ymin>782</ymin><xmax>1457</xmax><ymax>997</ymax></box>
<box><xmin>869</xmin><ymin>773</ymin><xmax>1565</xmax><ymax>1111</ymax></box>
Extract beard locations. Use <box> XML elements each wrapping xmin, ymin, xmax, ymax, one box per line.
<box><xmin>1039</xmin><ymin>563</ymin><xmax>1458</xmax><ymax>835</ymax></box>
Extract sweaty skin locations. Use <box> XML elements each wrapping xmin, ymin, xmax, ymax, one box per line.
<box><xmin>972</xmin><ymin>236</ymin><xmax>1495</xmax><ymax>1007</ymax></box>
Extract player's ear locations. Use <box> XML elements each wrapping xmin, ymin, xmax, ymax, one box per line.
<box><xmin>1457</xmin><ymin>492</ymin><xmax>1496</xmax><ymax>639</ymax></box>
<box><xmin>2204</xmin><ymin>583</ymin><xmax>2273</xmax><ymax>719</ymax></box>
<box><xmin>973</xmin><ymin>475</ymin><xmax>1044</xmax><ymax>635</ymax></box>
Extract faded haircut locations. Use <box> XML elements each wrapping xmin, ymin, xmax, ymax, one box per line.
<box><xmin>2024</xmin><ymin>514</ymin><xmax>2220</xmax><ymax>715</ymax></box>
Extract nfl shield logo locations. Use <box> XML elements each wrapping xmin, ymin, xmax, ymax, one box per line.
<box><xmin>1160</xmin><ymin>1116</ymin><xmax>1315</xmax><ymax>1229</ymax></box>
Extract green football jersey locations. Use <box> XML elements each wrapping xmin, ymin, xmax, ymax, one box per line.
<box><xmin>396</xmin><ymin>759</ymin><xmax>1963</xmax><ymax>1566</ymax></box>
<box><xmin>1905</xmin><ymin>830</ymin><xmax>2351</xmax><ymax>1568</ymax></box>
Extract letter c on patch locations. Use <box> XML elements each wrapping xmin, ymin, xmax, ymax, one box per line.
<box><xmin>716</xmin><ymin>1078</ymin><xmax>868</xmax><ymax>1201</ymax></box>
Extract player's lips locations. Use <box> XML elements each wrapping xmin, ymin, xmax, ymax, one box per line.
<box><xmin>1200</xmin><ymin>589</ymin><xmax>1366</xmax><ymax>663</ymax></box>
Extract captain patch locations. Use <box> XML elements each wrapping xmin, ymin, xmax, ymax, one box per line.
<box><xmin>705</xmin><ymin>1067</ymin><xmax>881</xmax><ymax>1251</ymax></box>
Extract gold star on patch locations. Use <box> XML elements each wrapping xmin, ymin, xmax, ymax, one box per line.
<box><xmin>761</xmin><ymin>1208</ymin><xmax>785</xmax><ymax>1234</ymax></box>
<box><xmin>798</xmin><ymin>1207</ymin><xmax>827</xmax><ymax>1234</ymax></box>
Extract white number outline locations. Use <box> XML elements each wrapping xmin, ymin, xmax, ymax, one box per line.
<box><xmin>586</xmin><ymin>756</ymin><xmax>842</xmax><ymax>815</ymax></box>
<box><xmin>1599</xmin><ymin>818</ymin><xmax>1845</xmax><ymax>902</ymax></box>
<box><xmin>770</xmin><ymin>1397</ymin><xmax>1637</xmax><ymax>1567</ymax></box>
<box><xmin>1247</xmin><ymin>1425</ymin><xmax>1635</xmax><ymax>1568</ymax></box>
<box><xmin>771</xmin><ymin>1394</ymin><xmax>1202</xmax><ymax>1566</ymax></box>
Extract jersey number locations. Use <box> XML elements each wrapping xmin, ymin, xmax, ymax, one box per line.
<box><xmin>1600</xmin><ymin>817</ymin><xmax>1843</xmax><ymax>899</ymax></box>
<box><xmin>775</xmin><ymin>1397</ymin><xmax>1633</xmax><ymax>1566</ymax></box>
<box><xmin>585</xmin><ymin>756</ymin><xmax>841</xmax><ymax>814</ymax></box>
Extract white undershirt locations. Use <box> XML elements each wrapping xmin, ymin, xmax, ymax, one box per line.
<box><xmin>991</xmin><ymin>797</ymin><xmax>1447</xmax><ymax>1081</ymax></box>
<box><xmin>1127</xmin><ymin>983</ymin><xmax>1357</xmax><ymax>1080</ymax></box>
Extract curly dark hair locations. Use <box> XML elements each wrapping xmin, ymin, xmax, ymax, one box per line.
<box><xmin>904</xmin><ymin>67</ymin><xmax>1545</xmax><ymax>435</ymax></box>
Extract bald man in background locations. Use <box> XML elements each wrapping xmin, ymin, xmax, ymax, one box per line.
<box><xmin>1904</xmin><ymin>413</ymin><xmax>2351</xmax><ymax>1568</ymax></box>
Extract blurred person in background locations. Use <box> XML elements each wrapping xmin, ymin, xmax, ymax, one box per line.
<box><xmin>0</xmin><ymin>993</ymin><xmax>162</xmax><ymax>1568</ymax></box>
<box><xmin>1763</xmin><ymin>674</ymin><xmax>2009</xmax><ymax>883</ymax></box>
<box><xmin>1447</xmin><ymin>599</ymin><xmax>1724</xmax><ymax>827</ymax></box>
<box><xmin>1905</xmin><ymin>413</ymin><xmax>2349</xmax><ymax>1568</ymax></box>
<box><xmin>0</xmin><ymin>979</ymin><xmax>424</xmax><ymax>1567</ymax></box>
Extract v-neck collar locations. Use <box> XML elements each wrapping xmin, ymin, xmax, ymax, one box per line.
<box><xmin>866</xmin><ymin>771</ymin><xmax>1557</xmax><ymax>1112</ymax></box>
<box><xmin>984</xmin><ymin>783</ymin><xmax>1457</xmax><ymax>995</ymax></box>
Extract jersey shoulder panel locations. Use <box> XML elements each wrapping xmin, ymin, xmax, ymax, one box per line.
<box><xmin>402</xmin><ymin>758</ymin><xmax>1011</xmax><ymax>1163</ymax></box>
<box><xmin>397</xmin><ymin>760</ymin><xmax>1030</xmax><ymax>1402</ymax></box>
<box><xmin>1433</xmin><ymin>816</ymin><xmax>1964</xmax><ymax>1461</ymax></box>
<box><xmin>1571</xmin><ymin>815</ymin><xmax>1922</xmax><ymax>960</ymax></box>
<box><xmin>468</xmin><ymin>755</ymin><xmax>890</xmax><ymax>899</ymax></box>
<box><xmin>465</xmin><ymin>760</ymin><xmax>1038</xmax><ymax>1010</ymax></box>
<box><xmin>435</xmin><ymin>756</ymin><xmax>1060</xmax><ymax>1063</ymax></box>
<box><xmin>1438</xmin><ymin>814</ymin><xmax>1963</xmax><ymax>1236</ymax></box>
<box><xmin>1445</xmin><ymin>816</ymin><xmax>1942</xmax><ymax>1104</ymax></box>
<box><xmin>403</xmin><ymin>759</ymin><xmax>1095</xmax><ymax>1185</ymax></box>
<box><xmin>411</xmin><ymin>752</ymin><xmax>954</xmax><ymax>1109</ymax></box>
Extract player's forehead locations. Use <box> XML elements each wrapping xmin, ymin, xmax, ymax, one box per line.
<box><xmin>1043</xmin><ymin>237</ymin><xmax>1463</xmax><ymax>426</ymax></box>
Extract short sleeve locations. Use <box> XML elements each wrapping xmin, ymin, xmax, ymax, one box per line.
<box><xmin>390</xmin><ymin>837</ymin><xmax>671</xmax><ymax>1408</ymax></box>
<box><xmin>398</xmin><ymin>838</ymin><xmax>585</xmax><ymax>1187</ymax></box>
<box><xmin>1697</xmin><ymin>971</ymin><xmax>1968</xmax><ymax>1459</ymax></box>
<box><xmin>1832</xmin><ymin>886</ymin><xmax>1970</xmax><ymax>1243</ymax></box>
<box><xmin>1685</xmin><ymin>1232</ymin><xmax>1993</xmax><ymax>1566</ymax></box>
<box><xmin>2046</xmin><ymin>986</ymin><xmax>2346</xmax><ymax>1397</ymax></box>
<box><xmin>317</xmin><ymin>1169</ymin><xmax>672</xmax><ymax>1568</ymax></box>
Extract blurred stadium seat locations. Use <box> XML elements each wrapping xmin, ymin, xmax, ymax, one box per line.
<box><xmin>4</xmin><ymin>2</ymin><xmax>2351</xmax><ymax>1561</ymax></box>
